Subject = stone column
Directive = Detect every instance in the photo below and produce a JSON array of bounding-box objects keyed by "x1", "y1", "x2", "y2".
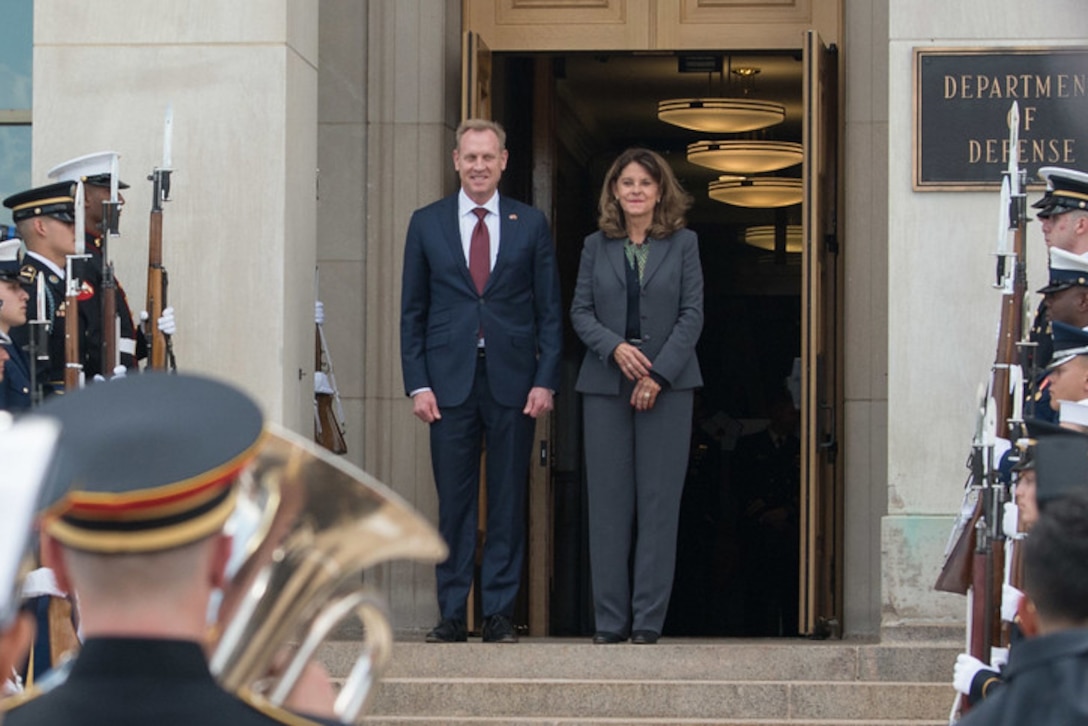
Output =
[
  {"x1": 33, "y1": 0, "x2": 319, "y2": 431},
  {"x1": 359, "y1": 0, "x2": 462, "y2": 628}
]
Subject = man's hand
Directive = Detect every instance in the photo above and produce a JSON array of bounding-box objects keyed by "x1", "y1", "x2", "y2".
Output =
[
  {"x1": 523, "y1": 386, "x2": 554, "y2": 418},
  {"x1": 412, "y1": 390, "x2": 442, "y2": 423}
]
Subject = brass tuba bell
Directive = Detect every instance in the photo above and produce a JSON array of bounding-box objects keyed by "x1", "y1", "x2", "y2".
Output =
[{"x1": 209, "y1": 424, "x2": 446, "y2": 723}]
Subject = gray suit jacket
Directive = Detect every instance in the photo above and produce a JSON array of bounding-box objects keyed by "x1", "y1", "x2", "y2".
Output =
[{"x1": 570, "y1": 228, "x2": 703, "y2": 395}]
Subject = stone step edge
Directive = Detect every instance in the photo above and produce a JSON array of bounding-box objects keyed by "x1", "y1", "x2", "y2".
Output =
[
  {"x1": 374, "y1": 677, "x2": 951, "y2": 686},
  {"x1": 364, "y1": 719, "x2": 948, "y2": 725}
]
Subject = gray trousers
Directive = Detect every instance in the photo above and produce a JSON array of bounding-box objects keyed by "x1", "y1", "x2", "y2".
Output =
[{"x1": 582, "y1": 387, "x2": 693, "y2": 635}]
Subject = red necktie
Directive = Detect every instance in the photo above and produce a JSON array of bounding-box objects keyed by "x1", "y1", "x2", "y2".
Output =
[{"x1": 469, "y1": 207, "x2": 490, "y2": 295}]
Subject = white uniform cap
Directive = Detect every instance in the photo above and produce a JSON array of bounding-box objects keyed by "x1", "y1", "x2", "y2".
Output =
[
  {"x1": 46, "y1": 151, "x2": 127, "y2": 189},
  {"x1": 1060, "y1": 399, "x2": 1088, "y2": 429}
]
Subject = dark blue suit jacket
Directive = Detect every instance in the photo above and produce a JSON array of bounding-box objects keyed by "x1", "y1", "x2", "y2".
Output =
[
  {"x1": 1, "y1": 339, "x2": 32, "y2": 412},
  {"x1": 400, "y1": 193, "x2": 562, "y2": 409}
]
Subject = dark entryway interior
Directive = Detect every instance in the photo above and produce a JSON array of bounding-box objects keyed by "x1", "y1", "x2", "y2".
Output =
[{"x1": 493, "y1": 52, "x2": 806, "y2": 637}]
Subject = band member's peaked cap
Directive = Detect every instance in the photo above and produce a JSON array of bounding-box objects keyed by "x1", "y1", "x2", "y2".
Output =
[
  {"x1": 36, "y1": 373, "x2": 265, "y2": 553},
  {"x1": 1034, "y1": 432, "x2": 1088, "y2": 508}
]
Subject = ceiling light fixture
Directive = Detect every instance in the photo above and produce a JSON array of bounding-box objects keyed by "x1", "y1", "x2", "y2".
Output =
[
  {"x1": 708, "y1": 177, "x2": 803, "y2": 208},
  {"x1": 687, "y1": 140, "x2": 803, "y2": 175},
  {"x1": 658, "y1": 98, "x2": 786, "y2": 133},
  {"x1": 744, "y1": 225, "x2": 803, "y2": 253},
  {"x1": 658, "y1": 63, "x2": 786, "y2": 134}
]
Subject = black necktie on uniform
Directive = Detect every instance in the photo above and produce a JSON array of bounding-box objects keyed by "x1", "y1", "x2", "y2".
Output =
[{"x1": 470, "y1": 207, "x2": 490, "y2": 294}]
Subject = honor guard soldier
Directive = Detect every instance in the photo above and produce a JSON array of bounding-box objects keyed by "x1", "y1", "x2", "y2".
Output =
[
  {"x1": 1022, "y1": 167, "x2": 1088, "y2": 422},
  {"x1": 1037, "y1": 247, "x2": 1088, "y2": 330},
  {"x1": 955, "y1": 435, "x2": 1088, "y2": 724},
  {"x1": 956, "y1": 485, "x2": 1088, "y2": 724},
  {"x1": 1043, "y1": 321, "x2": 1088, "y2": 413},
  {"x1": 1028, "y1": 247, "x2": 1088, "y2": 416},
  {"x1": 0, "y1": 239, "x2": 32, "y2": 412},
  {"x1": 952, "y1": 419, "x2": 1085, "y2": 707},
  {"x1": 47, "y1": 152, "x2": 176, "y2": 373},
  {"x1": 1, "y1": 181, "x2": 105, "y2": 394},
  {"x1": 0, "y1": 373, "x2": 337, "y2": 726}
]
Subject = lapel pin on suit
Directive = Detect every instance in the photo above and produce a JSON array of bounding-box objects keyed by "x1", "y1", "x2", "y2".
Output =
[{"x1": 508, "y1": 213, "x2": 518, "y2": 220}]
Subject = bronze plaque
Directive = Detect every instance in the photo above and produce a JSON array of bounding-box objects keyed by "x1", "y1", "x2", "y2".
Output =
[{"x1": 914, "y1": 47, "x2": 1088, "y2": 191}]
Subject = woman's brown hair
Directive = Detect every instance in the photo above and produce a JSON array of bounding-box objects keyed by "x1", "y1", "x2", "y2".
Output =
[{"x1": 597, "y1": 147, "x2": 693, "y2": 240}]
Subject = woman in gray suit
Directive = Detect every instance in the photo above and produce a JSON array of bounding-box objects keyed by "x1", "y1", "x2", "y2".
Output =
[{"x1": 571, "y1": 148, "x2": 704, "y2": 645}]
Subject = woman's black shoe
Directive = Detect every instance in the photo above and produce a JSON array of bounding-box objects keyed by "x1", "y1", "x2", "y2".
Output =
[
  {"x1": 592, "y1": 631, "x2": 625, "y2": 644},
  {"x1": 630, "y1": 630, "x2": 659, "y2": 644}
]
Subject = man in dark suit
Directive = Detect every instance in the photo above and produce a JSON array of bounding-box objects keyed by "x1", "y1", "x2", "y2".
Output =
[
  {"x1": 400, "y1": 118, "x2": 562, "y2": 644},
  {"x1": 0, "y1": 239, "x2": 32, "y2": 412}
]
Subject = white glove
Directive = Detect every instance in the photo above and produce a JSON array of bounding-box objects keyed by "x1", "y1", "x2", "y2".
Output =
[
  {"x1": 92, "y1": 374, "x2": 106, "y2": 383},
  {"x1": 1002, "y1": 501, "x2": 1020, "y2": 539},
  {"x1": 158, "y1": 306, "x2": 176, "y2": 336},
  {"x1": 953, "y1": 653, "x2": 990, "y2": 695},
  {"x1": 314, "y1": 371, "x2": 334, "y2": 395},
  {"x1": 990, "y1": 646, "x2": 1009, "y2": 669},
  {"x1": 111, "y1": 365, "x2": 127, "y2": 380},
  {"x1": 1001, "y1": 585, "x2": 1024, "y2": 623},
  {"x1": 315, "y1": 300, "x2": 325, "y2": 326}
]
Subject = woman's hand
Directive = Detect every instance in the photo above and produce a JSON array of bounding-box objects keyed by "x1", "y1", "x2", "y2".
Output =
[
  {"x1": 613, "y1": 342, "x2": 652, "y2": 381},
  {"x1": 630, "y1": 375, "x2": 661, "y2": 411}
]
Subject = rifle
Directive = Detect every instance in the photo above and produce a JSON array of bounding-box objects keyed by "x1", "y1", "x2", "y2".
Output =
[
  {"x1": 65, "y1": 181, "x2": 91, "y2": 391},
  {"x1": 99, "y1": 154, "x2": 122, "y2": 375},
  {"x1": 941, "y1": 101, "x2": 1026, "y2": 722},
  {"x1": 27, "y1": 272, "x2": 50, "y2": 406},
  {"x1": 313, "y1": 271, "x2": 347, "y2": 454},
  {"x1": 146, "y1": 104, "x2": 176, "y2": 371}
]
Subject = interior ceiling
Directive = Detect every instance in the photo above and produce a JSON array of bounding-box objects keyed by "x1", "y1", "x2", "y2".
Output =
[{"x1": 551, "y1": 52, "x2": 806, "y2": 228}]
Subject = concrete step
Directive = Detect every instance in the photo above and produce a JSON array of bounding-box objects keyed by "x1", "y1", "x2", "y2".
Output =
[
  {"x1": 364, "y1": 721, "x2": 947, "y2": 725},
  {"x1": 316, "y1": 638, "x2": 960, "y2": 724},
  {"x1": 322, "y1": 638, "x2": 959, "y2": 682},
  {"x1": 367, "y1": 679, "x2": 951, "y2": 722}
]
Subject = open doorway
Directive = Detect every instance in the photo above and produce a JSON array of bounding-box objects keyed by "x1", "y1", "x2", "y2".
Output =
[{"x1": 489, "y1": 51, "x2": 822, "y2": 637}]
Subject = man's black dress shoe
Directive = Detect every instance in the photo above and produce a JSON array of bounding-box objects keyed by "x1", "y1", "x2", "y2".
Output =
[
  {"x1": 425, "y1": 618, "x2": 467, "y2": 643},
  {"x1": 482, "y1": 614, "x2": 518, "y2": 643},
  {"x1": 592, "y1": 631, "x2": 625, "y2": 644},
  {"x1": 630, "y1": 630, "x2": 659, "y2": 644}
]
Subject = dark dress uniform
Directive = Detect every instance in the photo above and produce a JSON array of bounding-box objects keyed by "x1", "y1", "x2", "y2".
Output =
[
  {"x1": 0, "y1": 336, "x2": 32, "y2": 412},
  {"x1": 958, "y1": 628, "x2": 1088, "y2": 724},
  {"x1": 9, "y1": 254, "x2": 105, "y2": 395},
  {"x1": 84, "y1": 233, "x2": 147, "y2": 370},
  {"x1": 1025, "y1": 300, "x2": 1056, "y2": 423},
  {"x1": 1, "y1": 638, "x2": 331, "y2": 726}
]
